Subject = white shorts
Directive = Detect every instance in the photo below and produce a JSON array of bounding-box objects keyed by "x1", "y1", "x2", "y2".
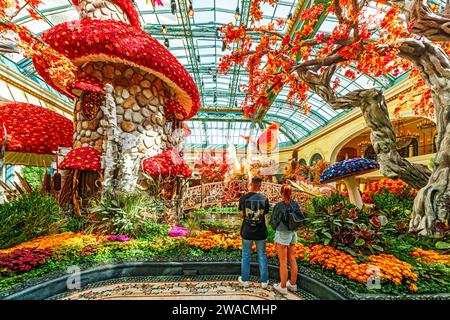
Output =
[{"x1": 274, "y1": 230, "x2": 297, "y2": 246}]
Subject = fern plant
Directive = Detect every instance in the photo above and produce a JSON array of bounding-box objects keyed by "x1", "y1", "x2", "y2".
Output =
[{"x1": 85, "y1": 192, "x2": 163, "y2": 237}]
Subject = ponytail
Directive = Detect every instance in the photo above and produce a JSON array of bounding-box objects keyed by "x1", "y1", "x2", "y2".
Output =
[{"x1": 281, "y1": 184, "x2": 292, "y2": 204}]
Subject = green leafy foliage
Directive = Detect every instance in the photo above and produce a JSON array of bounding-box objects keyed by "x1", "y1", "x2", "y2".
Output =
[
  {"x1": 64, "y1": 216, "x2": 86, "y2": 232},
  {"x1": 267, "y1": 224, "x2": 275, "y2": 243},
  {"x1": 306, "y1": 196, "x2": 386, "y2": 255},
  {"x1": 309, "y1": 192, "x2": 354, "y2": 217},
  {"x1": 139, "y1": 220, "x2": 170, "y2": 240},
  {"x1": 197, "y1": 219, "x2": 241, "y2": 234},
  {"x1": 0, "y1": 192, "x2": 65, "y2": 249},
  {"x1": 372, "y1": 192, "x2": 414, "y2": 215},
  {"x1": 22, "y1": 167, "x2": 46, "y2": 191},
  {"x1": 191, "y1": 207, "x2": 239, "y2": 216}
]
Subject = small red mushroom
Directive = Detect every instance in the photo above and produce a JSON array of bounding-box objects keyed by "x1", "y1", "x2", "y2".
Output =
[{"x1": 59, "y1": 146, "x2": 102, "y2": 171}]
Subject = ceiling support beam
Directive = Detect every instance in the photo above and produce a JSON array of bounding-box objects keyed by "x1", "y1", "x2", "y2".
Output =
[
  {"x1": 227, "y1": 0, "x2": 251, "y2": 110},
  {"x1": 176, "y1": 0, "x2": 205, "y2": 106}
]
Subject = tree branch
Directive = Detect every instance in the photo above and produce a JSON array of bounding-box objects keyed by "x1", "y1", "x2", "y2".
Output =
[{"x1": 297, "y1": 67, "x2": 431, "y2": 188}]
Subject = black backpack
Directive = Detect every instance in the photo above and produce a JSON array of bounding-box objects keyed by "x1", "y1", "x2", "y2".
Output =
[{"x1": 282, "y1": 202, "x2": 305, "y2": 231}]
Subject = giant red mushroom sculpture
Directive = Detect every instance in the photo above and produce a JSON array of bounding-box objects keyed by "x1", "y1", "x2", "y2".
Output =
[
  {"x1": 32, "y1": 0, "x2": 199, "y2": 193},
  {"x1": 0, "y1": 102, "x2": 73, "y2": 201},
  {"x1": 320, "y1": 158, "x2": 380, "y2": 209},
  {"x1": 0, "y1": 102, "x2": 73, "y2": 167}
]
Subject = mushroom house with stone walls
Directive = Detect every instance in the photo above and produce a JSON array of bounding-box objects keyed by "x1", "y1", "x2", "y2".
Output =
[
  {"x1": 32, "y1": 0, "x2": 200, "y2": 202},
  {"x1": 1, "y1": 0, "x2": 449, "y2": 302}
]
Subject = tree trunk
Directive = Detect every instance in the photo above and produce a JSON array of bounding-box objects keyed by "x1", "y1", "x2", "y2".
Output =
[
  {"x1": 298, "y1": 68, "x2": 431, "y2": 189},
  {"x1": 399, "y1": 38, "x2": 450, "y2": 235},
  {"x1": 391, "y1": 0, "x2": 450, "y2": 42},
  {"x1": 100, "y1": 83, "x2": 119, "y2": 194},
  {"x1": 0, "y1": 124, "x2": 7, "y2": 204},
  {"x1": 116, "y1": 131, "x2": 144, "y2": 193}
]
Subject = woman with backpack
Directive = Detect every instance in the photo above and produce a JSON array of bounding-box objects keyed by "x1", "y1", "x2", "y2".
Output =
[{"x1": 270, "y1": 184, "x2": 304, "y2": 295}]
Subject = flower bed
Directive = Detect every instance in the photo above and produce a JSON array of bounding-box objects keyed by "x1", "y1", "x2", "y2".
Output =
[
  {"x1": 410, "y1": 248, "x2": 450, "y2": 266},
  {"x1": 362, "y1": 178, "x2": 417, "y2": 204},
  {"x1": 1, "y1": 231, "x2": 448, "y2": 296}
]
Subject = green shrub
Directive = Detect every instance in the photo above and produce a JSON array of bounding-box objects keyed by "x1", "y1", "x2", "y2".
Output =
[
  {"x1": 22, "y1": 167, "x2": 46, "y2": 191},
  {"x1": 372, "y1": 192, "x2": 414, "y2": 215},
  {"x1": 140, "y1": 220, "x2": 169, "y2": 240},
  {"x1": 191, "y1": 207, "x2": 239, "y2": 216},
  {"x1": 197, "y1": 219, "x2": 241, "y2": 233},
  {"x1": 310, "y1": 192, "x2": 354, "y2": 216},
  {"x1": 64, "y1": 216, "x2": 86, "y2": 232},
  {"x1": 267, "y1": 224, "x2": 275, "y2": 243},
  {"x1": 0, "y1": 192, "x2": 65, "y2": 249}
]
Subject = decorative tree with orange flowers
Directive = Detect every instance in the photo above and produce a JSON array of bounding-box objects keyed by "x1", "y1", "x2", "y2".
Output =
[
  {"x1": 219, "y1": 0, "x2": 450, "y2": 236},
  {"x1": 0, "y1": 1, "x2": 76, "y2": 87}
]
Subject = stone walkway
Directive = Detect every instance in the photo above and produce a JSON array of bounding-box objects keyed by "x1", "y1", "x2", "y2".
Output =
[{"x1": 49, "y1": 275, "x2": 314, "y2": 300}]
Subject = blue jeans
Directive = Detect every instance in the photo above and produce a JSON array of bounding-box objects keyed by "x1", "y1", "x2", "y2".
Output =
[{"x1": 241, "y1": 239, "x2": 269, "y2": 283}]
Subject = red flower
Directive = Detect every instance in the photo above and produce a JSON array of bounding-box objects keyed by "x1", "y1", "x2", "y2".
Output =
[{"x1": 142, "y1": 148, "x2": 191, "y2": 179}]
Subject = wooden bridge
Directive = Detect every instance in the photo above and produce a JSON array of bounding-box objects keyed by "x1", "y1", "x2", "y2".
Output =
[{"x1": 182, "y1": 180, "x2": 312, "y2": 210}]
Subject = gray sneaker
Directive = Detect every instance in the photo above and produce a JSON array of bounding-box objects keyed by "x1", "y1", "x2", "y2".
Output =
[
  {"x1": 287, "y1": 280, "x2": 297, "y2": 291},
  {"x1": 273, "y1": 283, "x2": 288, "y2": 295},
  {"x1": 238, "y1": 276, "x2": 249, "y2": 287}
]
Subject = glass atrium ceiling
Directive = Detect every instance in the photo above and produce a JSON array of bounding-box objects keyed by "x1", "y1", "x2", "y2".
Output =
[{"x1": 0, "y1": 0, "x2": 414, "y2": 149}]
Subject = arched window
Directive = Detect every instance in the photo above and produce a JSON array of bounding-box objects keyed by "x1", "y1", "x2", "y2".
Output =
[
  {"x1": 298, "y1": 158, "x2": 307, "y2": 166},
  {"x1": 364, "y1": 145, "x2": 377, "y2": 160},
  {"x1": 309, "y1": 153, "x2": 323, "y2": 167},
  {"x1": 337, "y1": 147, "x2": 357, "y2": 162},
  {"x1": 81, "y1": 91, "x2": 104, "y2": 120}
]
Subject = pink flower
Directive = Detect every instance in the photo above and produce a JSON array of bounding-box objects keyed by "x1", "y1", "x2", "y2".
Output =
[
  {"x1": 107, "y1": 235, "x2": 130, "y2": 242},
  {"x1": 168, "y1": 226, "x2": 189, "y2": 237}
]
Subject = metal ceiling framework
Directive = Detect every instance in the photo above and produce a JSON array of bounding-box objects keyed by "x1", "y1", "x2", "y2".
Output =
[{"x1": 0, "y1": 0, "x2": 417, "y2": 149}]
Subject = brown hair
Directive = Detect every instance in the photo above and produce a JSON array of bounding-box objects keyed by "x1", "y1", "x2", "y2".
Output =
[
  {"x1": 281, "y1": 184, "x2": 292, "y2": 204},
  {"x1": 251, "y1": 176, "x2": 263, "y2": 186}
]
